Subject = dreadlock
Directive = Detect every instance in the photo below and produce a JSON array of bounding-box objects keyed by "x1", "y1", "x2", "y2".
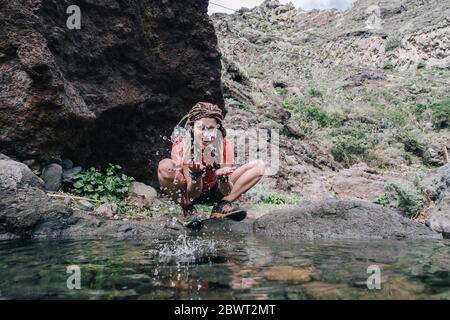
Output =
[{"x1": 186, "y1": 102, "x2": 226, "y2": 137}]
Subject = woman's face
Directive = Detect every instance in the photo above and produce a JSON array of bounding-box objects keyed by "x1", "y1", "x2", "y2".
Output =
[{"x1": 193, "y1": 118, "x2": 218, "y2": 147}]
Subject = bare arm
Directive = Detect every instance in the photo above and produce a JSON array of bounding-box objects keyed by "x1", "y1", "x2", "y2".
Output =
[
  {"x1": 182, "y1": 163, "x2": 203, "y2": 200},
  {"x1": 216, "y1": 166, "x2": 236, "y2": 196}
]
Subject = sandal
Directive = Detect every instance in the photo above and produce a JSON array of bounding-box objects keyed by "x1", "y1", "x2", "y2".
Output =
[
  {"x1": 211, "y1": 200, "x2": 247, "y2": 222},
  {"x1": 182, "y1": 204, "x2": 202, "y2": 230}
]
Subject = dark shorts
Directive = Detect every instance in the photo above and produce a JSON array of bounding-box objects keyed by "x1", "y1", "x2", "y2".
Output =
[{"x1": 192, "y1": 184, "x2": 224, "y2": 205}]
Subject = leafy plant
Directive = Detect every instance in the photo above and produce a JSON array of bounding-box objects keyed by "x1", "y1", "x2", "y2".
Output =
[
  {"x1": 246, "y1": 185, "x2": 301, "y2": 205},
  {"x1": 374, "y1": 194, "x2": 390, "y2": 207},
  {"x1": 331, "y1": 135, "x2": 369, "y2": 165},
  {"x1": 309, "y1": 88, "x2": 323, "y2": 98},
  {"x1": 385, "y1": 36, "x2": 402, "y2": 52},
  {"x1": 417, "y1": 62, "x2": 426, "y2": 69},
  {"x1": 276, "y1": 87, "x2": 289, "y2": 98},
  {"x1": 330, "y1": 125, "x2": 375, "y2": 165},
  {"x1": 73, "y1": 164, "x2": 134, "y2": 204},
  {"x1": 261, "y1": 193, "x2": 299, "y2": 205},
  {"x1": 383, "y1": 62, "x2": 394, "y2": 70},
  {"x1": 304, "y1": 106, "x2": 329, "y2": 127},
  {"x1": 242, "y1": 104, "x2": 255, "y2": 112},
  {"x1": 386, "y1": 182, "x2": 424, "y2": 217},
  {"x1": 415, "y1": 99, "x2": 450, "y2": 129},
  {"x1": 282, "y1": 99, "x2": 306, "y2": 113},
  {"x1": 401, "y1": 133, "x2": 425, "y2": 157},
  {"x1": 283, "y1": 99, "x2": 329, "y2": 130}
]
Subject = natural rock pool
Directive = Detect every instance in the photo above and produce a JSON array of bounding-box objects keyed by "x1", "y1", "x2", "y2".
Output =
[{"x1": 1, "y1": 235, "x2": 449, "y2": 300}]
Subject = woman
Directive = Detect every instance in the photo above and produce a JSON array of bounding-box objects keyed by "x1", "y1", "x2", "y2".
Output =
[{"x1": 158, "y1": 102, "x2": 265, "y2": 229}]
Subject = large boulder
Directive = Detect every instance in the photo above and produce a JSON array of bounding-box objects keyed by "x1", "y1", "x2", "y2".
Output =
[
  {"x1": 0, "y1": 0, "x2": 223, "y2": 182},
  {"x1": 0, "y1": 156, "x2": 44, "y2": 192},
  {"x1": 426, "y1": 164, "x2": 450, "y2": 237},
  {"x1": 254, "y1": 199, "x2": 441, "y2": 240},
  {"x1": 331, "y1": 164, "x2": 387, "y2": 202},
  {"x1": 41, "y1": 163, "x2": 63, "y2": 191}
]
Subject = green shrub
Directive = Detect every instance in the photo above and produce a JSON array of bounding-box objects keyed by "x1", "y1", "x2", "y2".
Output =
[
  {"x1": 385, "y1": 37, "x2": 402, "y2": 52},
  {"x1": 246, "y1": 185, "x2": 301, "y2": 205},
  {"x1": 304, "y1": 106, "x2": 329, "y2": 127},
  {"x1": 309, "y1": 88, "x2": 323, "y2": 98},
  {"x1": 386, "y1": 182, "x2": 424, "y2": 216},
  {"x1": 242, "y1": 104, "x2": 255, "y2": 112},
  {"x1": 261, "y1": 193, "x2": 300, "y2": 205},
  {"x1": 383, "y1": 62, "x2": 394, "y2": 70},
  {"x1": 330, "y1": 125, "x2": 375, "y2": 165},
  {"x1": 401, "y1": 133, "x2": 425, "y2": 157},
  {"x1": 282, "y1": 99, "x2": 329, "y2": 128},
  {"x1": 276, "y1": 87, "x2": 289, "y2": 98},
  {"x1": 374, "y1": 194, "x2": 390, "y2": 207},
  {"x1": 379, "y1": 107, "x2": 408, "y2": 127},
  {"x1": 417, "y1": 62, "x2": 426, "y2": 69},
  {"x1": 415, "y1": 100, "x2": 450, "y2": 129},
  {"x1": 73, "y1": 164, "x2": 134, "y2": 204},
  {"x1": 331, "y1": 136, "x2": 369, "y2": 164},
  {"x1": 282, "y1": 99, "x2": 306, "y2": 113}
]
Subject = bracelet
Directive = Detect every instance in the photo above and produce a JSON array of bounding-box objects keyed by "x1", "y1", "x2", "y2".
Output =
[{"x1": 189, "y1": 168, "x2": 205, "y2": 181}]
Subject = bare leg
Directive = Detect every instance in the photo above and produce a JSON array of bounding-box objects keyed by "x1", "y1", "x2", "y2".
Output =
[
  {"x1": 157, "y1": 159, "x2": 190, "y2": 208},
  {"x1": 222, "y1": 160, "x2": 265, "y2": 203}
]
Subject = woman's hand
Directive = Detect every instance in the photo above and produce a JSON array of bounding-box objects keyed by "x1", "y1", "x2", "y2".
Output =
[
  {"x1": 189, "y1": 161, "x2": 206, "y2": 173},
  {"x1": 215, "y1": 166, "x2": 236, "y2": 177}
]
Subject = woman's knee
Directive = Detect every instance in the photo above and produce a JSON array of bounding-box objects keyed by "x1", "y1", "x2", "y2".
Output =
[{"x1": 250, "y1": 159, "x2": 266, "y2": 177}]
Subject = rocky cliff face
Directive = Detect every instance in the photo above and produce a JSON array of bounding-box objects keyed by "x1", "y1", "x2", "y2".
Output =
[
  {"x1": 0, "y1": 0, "x2": 223, "y2": 181},
  {"x1": 211, "y1": 0, "x2": 450, "y2": 225}
]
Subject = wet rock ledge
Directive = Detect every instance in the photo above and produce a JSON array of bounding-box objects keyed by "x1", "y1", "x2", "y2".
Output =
[{"x1": 0, "y1": 155, "x2": 442, "y2": 240}]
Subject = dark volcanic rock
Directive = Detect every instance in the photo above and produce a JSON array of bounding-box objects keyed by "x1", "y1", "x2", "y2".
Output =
[
  {"x1": 0, "y1": 157, "x2": 44, "y2": 191},
  {"x1": 41, "y1": 163, "x2": 63, "y2": 191},
  {"x1": 0, "y1": 0, "x2": 223, "y2": 182},
  {"x1": 426, "y1": 164, "x2": 450, "y2": 238},
  {"x1": 254, "y1": 199, "x2": 441, "y2": 240}
]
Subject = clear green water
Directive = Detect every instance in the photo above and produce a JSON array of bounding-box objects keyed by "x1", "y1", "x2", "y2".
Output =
[{"x1": 0, "y1": 235, "x2": 449, "y2": 300}]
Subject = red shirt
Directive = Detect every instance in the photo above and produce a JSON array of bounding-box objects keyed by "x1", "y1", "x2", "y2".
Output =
[{"x1": 171, "y1": 137, "x2": 234, "y2": 189}]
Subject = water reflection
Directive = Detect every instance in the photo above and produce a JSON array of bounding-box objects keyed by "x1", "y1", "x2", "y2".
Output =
[{"x1": 0, "y1": 236, "x2": 449, "y2": 299}]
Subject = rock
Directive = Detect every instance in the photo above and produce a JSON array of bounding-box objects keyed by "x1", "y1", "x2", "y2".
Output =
[
  {"x1": 0, "y1": 0, "x2": 223, "y2": 182},
  {"x1": 256, "y1": 102, "x2": 290, "y2": 123},
  {"x1": 95, "y1": 203, "x2": 119, "y2": 218},
  {"x1": 284, "y1": 120, "x2": 305, "y2": 139},
  {"x1": 254, "y1": 199, "x2": 441, "y2": 240},
  {"x1": 62, "y1": 166, "x2": 82, "y2": 183},
  {"x1": 76, "y1": 200, "x2": 94, "y2": 212},
  {"x1": 426, "y1": 164, "x2": 450, "y2": 237},
  {"x1": 61, "y1": 159, "x2": 74, "y2": 170},
  {"x1": 264, "y1": 266, "x2": 314, "y2": 284},
  {"x1": 423, "y1": 147, "x2": 445, "y2": 167},
  {"x1": 0, "y1": 154, "x2": 11, "y2": 160},
  {"x1": 331, "y1": 163, "x2": 387, "y2": 202},
  {"x1": 41, "y1": 163, "x2": 63, "y2": 191},
  {"x1": 344, "y1": 69, "x2": 387, "y2": 87},
  {"x1": 63, "y1": 197, "x2": 72, "y2": 206},
  {"x1": 426, "y1": 200, "x2": 450, "y2": 238},
  {"x1": 0, "y1": 157, "x2": 44, "y2": 192},
  {"x1": 431, "y1": 163, "x2": 450, "y2": 200},
  {"x1": 22, "y1": 159, "x2": 40, "y2": 172},
  {"x1": 128, "y1": 182, "x2": 158, "y2": 208}
]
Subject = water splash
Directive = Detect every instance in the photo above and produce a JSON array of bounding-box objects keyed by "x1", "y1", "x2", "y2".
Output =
[{"x1": 156, "y1": 234, "x2": 230, "y2": 266}]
